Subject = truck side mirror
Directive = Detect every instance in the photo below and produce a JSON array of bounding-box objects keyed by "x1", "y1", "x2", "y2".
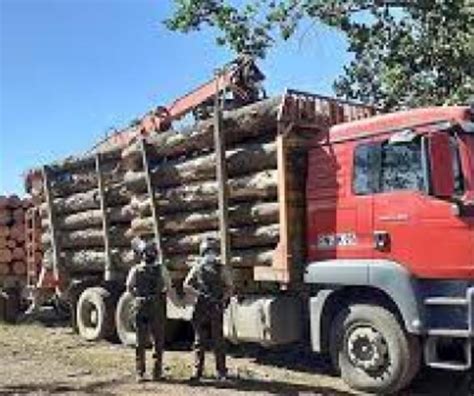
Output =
[{"x1": 428, "y1": 133, "x2": 455, "y2": 198}]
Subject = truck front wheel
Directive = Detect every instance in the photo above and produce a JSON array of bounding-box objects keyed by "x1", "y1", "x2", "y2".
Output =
[
  {"x1": 329, "y1": 304, "x2": 420, "y2": 394},
  {"x1": 76, "y1": 287, "x2": 114, "y2": 341}
]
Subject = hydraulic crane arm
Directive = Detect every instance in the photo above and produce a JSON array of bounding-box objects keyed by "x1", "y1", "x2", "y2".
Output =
[{"x1": 95, "y1": 55, "x2": 265, "y2": 151}]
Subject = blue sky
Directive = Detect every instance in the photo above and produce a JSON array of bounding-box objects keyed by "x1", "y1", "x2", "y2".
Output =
[{"x1": 0, "y1": 0, "x2": 350, "y2": 195}]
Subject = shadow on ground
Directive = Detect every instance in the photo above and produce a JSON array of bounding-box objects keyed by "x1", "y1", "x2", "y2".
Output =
[
  {"x1": 227, "y1": 343, "x2": 474, "y2": 396},
  {"x1": 168, "y1": 376, "x2": 355, "y2": 396},
  {"x1": 0, "y1": 379, "x2": 123, "y2": 396}
]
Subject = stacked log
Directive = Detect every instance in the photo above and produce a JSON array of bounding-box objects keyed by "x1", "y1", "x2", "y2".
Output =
[
  {"x1": 0, "y1": 195, "x2": 35, "y2": 285},
  {"x1": 31, "y1": 152, "x2": 133, "y2": 276},
  {"x1": 122, "y1": 97, "x2": 282, "y2": 285},
  {"x1": 29, "y1": 97, "x2": 286, "y2": 287}
]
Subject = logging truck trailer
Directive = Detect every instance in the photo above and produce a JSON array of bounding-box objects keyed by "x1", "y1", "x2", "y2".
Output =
[{"x1": 25, "y1": 91, "x2": 474, "y2": 393}]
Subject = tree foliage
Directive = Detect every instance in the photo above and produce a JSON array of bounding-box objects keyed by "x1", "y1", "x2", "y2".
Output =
[{"x1": 166, "y1": 0, "x2": 474, "y2": 109}]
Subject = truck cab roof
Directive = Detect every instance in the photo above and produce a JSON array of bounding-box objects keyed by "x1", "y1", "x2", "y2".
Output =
[{"x1": 329, "y1": 106, "x2": 472, "y2": 143}]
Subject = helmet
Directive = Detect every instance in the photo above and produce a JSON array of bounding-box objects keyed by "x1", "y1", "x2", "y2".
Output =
[
  {"x1": 143, "y1": 241, "x2": 158, "y2": 263},
  {"x1": 131, "y1": 237, "x2": 159, "y2": 264},
  {"x1": 199, "y1": 236, "x2": 219, "y2": 256}
]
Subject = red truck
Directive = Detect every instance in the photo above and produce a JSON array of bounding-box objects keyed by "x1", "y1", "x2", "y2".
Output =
[
  {"x1": 25, "y1": 79, "x2": 473, "y2": 393},
  {"x1": 222, "y1": 92, "x2": 473, "y2": 393},
  {"x1": 301, "y1": 99, "x2": 474, "y2": 392}
]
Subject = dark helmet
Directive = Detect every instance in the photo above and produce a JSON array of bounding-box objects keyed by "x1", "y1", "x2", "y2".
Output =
[
  {"x1": 131, "y1": 237, "x2": 159, "y2": 264},
  {"x1": 199, "y1": 236, "x2": 219, "y2": 256}
]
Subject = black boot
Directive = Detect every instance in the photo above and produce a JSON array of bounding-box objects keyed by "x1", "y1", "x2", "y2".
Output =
[
  {"x1": 190, "y1": 349, "x2": 204, "y2": 382},
  {"x1": 152, "y1": 360, "x2": 163, "y2": 381},
  {"x1": 135, "y1": 348, "x2": 146, "y2": 383}
]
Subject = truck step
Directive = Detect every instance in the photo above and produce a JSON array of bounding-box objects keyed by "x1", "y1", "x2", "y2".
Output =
[
  {"x1": 427, "y1": 360, "x2": 472, "y2": 371},
  {"x1": 425, "y1": 336, "x2": 472, "y2": 371},
  {"x1": 424, "y1": 297, "x2": 468, "y2": 306},
  {"x1": 426, "y1": 329, "x2": 471, "y2": 337}
]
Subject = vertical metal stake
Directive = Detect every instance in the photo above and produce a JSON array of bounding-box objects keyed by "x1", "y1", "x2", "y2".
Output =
[
  {"x1": 140, "y1": 139, "x2": 164, "y2": 264},
  {"x1": 213, "y1": 70, "x2": 231, "y2": 266},
  {"x1": 41, "y1": 166, "x2": 62, "y2": 292},
  {"x1": 95, "y1": 153, "x2": 115, "y2": 281}
]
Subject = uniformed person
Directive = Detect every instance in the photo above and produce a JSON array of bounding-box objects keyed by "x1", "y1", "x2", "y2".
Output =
[
  {"x1": 126, "y1": 237, "x2": 177, "y2": 382},
  {"x1": 183, "y1": 236, "x2": 233, "y2": 381}
]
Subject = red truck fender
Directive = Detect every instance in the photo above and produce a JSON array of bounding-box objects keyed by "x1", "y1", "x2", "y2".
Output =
[{"x1": 304, "y1": 259, "x2": 424, "y2": 353}]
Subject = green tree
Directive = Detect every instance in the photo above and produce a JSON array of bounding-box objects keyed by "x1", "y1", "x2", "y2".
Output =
[{"x1": 166, "y1": 0, "x2": 474, "y2": 109}]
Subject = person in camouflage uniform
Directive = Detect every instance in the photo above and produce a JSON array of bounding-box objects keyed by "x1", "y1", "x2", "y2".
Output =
[
  {"x1": 183, "y1": 236, "x2": 233, "y2": 381},
  {"x1": 126, "y1": 237, "x2": 176, "y2": 382}
]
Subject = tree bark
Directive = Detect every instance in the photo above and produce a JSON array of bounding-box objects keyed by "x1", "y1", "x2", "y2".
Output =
[
  {"x1": 164, "y1": 248, "x2": 274, "y2": 271},
  {"x1": 0, "y1": 210, "x2": 11, "y2": 226},
  {"x1": 39, "y1": 184, "x2": 129, "y2": 216},
  {"x1": 162, "y1": 223, "x2": 279, "y2": 254},
  {"x1": 7, "y1": 195, "x2": 21, "y2": 209},
  {"x1": 11, "y1": 261, "x2": 26, "y2": 275},
  {"x1": 50, "y1": 173, "x2": 127, "y2": 198},
  {"x1": 43, "y1": 246, "x2": 274, "y2": 273},
  {"x1": 0, "y1": 262, "x2": 10, "y2": 275},
  {"x1": 10, "y1": 225, "x2": 25, "y2": 242},
  {"x1": 125, "y1": 170, "x2": 278, "y2": 217},
  {"x1": 122, "y1": 96, "x2": 280, "y2": 165},
  {"x1": 43, "y1": 247, "x2": 135, "y2": 272},
  {"x1": 11, "y1": 247, "x2": 25, "y2": 261},
  {"x1": 147, "y1": 141, "x2": 277, "y2": 188},
  {"x1": 128, "y1": 201, "x2": 279, "y2": 236},
  {"x1": 45, "y1": 148, "x2": 122, "y2": 173},
  {"x1": 0, "y1": 248, "x2": 12, "y2": 263},
  {"x1": 41, "y1": 207, "x2": 132, "y2": 231},
  {"x1": 29, "y1": 150, "x2": 123, "y2": 196},
  {"x1": 41, "y1": 226, "x2": 131, "y2": 248},
  {"x1": 0, "y1": 227, "x2": 9, "y2": 238}
]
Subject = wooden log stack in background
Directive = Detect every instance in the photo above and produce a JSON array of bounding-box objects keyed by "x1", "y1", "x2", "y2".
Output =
[{"x1": 0, "y1": 195, "x2": 38, "y2": 286}]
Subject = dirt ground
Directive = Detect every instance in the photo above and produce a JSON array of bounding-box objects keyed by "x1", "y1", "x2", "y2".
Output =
[{"x1": 0, "y1": 321, "x2": 472, "y2": 396}]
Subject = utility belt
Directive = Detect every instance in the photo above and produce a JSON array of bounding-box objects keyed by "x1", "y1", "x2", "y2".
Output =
[
  {"x1": 196, "y1": 293, "x2": 225, "y2": 307},
  {"x1": 133, "y1": 292, "x2": 165, "y2": 302}
]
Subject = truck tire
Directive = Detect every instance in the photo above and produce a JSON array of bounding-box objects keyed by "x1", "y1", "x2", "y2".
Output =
[
  {"x1": 76, "y1": 287, "x2": 114, "y2": 341},
  {"x1": 115, "y1": 291, "x2": 138, "y2": 346},
  {"x1": 399, "y1": 335, "x2": 421, "y2": 390},
  {"x1": 329, "y1": 304, "x2": 419, "y2": 394},
  {"x1": 115, "y1": 292, "x2": 176, "y2": 346}
]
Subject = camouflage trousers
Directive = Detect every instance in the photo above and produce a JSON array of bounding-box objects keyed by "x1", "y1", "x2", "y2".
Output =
[
  {"x1": 191, "y1": 299, "x2": 226, "y2": 377},
  {"x1": 135, "y1": 295, "x2": 166, "y2": 378}
]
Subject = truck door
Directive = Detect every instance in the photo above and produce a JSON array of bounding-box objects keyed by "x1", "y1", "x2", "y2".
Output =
[
  {"x1": 370, "y1": 132, "x2": 472, "y2": 278},
  {"x1": 307, "y1": 140, "x2": 375, "y2": 262}
]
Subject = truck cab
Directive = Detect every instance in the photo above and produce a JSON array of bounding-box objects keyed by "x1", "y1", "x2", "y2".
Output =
[{"x1": 304, "y1": 104, "x2": 474, "y2": 393}]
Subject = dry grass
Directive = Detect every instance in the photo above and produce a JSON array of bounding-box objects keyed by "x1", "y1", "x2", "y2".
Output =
[{"x1": 0, "y1": 322, "x2": 471, "y2": 395}]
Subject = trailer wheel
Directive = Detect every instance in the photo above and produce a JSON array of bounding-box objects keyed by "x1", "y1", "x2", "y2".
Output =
[
  {"x1": 76, "y1": 287, "x2": 114, "y2": 341},
  {"x1": 115, "y1": 291, "x2": 138, "y2": 346},
  {"x1": 329, "y1": 304, "x2": 418, "y2": 394}
]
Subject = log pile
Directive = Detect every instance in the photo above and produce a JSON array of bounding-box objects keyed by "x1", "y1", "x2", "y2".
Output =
[
  {"x1": 26, "y1": 97, "x2": 285, "y2": 284},
  {"x1": 0, "y1": 195, "x2": 37, "y2": 285},
  {"x1": 30, "y1": 152, "x2": 134, "y2": 276},
  {"x1": 122, "y1": 97, "x2": 283, "y2": 285}
]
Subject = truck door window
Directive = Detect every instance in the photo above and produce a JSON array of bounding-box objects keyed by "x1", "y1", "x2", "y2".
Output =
[
  {"x1": 353, "y1": 138, "x2": 427, "y2": 195},
  {"x1": 450, "y1": 136, "x2": 464, "y2": 195},
  {"x1": 380, "y1": 139, "x2": 426, "y2": 192},
  {"x1": 353, "y1": 143, "x2": 381, "y2": 195}
]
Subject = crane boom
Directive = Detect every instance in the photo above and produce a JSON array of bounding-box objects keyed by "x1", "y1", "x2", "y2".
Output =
[{"x1": 94, "y1": 56, "x2": 265, "y2": 152}]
